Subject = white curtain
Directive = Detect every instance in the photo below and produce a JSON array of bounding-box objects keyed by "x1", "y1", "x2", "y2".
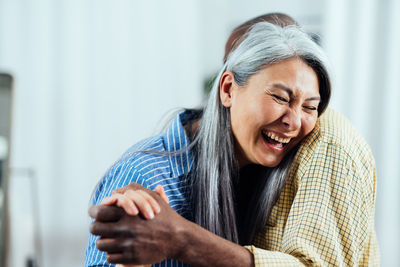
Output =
[
  {"x1": 0, "y1": 0, "x2": 202, "y2": 266},
  {"x1": 323, "y1": 0, "x2": 400, "y2": 265}
]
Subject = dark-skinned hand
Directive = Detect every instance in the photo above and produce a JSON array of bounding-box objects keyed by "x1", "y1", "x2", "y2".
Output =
[{"x1": 89, "y1": 183, "x2": 188, "y2": 265}]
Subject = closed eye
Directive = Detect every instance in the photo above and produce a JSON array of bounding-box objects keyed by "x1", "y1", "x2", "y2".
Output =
[
  {"x1": 272, "y1": 94, "x2": 289, "y2": 103},
  {"x1": 303, "y1": 106, "x2": 317, "y2": 111}
]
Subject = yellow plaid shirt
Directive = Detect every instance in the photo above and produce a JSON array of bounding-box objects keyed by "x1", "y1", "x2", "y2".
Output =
[{"x1": 246, "y1": 108, "x2": 379, "y2": 266}]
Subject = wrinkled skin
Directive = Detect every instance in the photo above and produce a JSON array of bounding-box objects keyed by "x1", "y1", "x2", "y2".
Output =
[{"x1": 89, "y1": 183, "x2": 187, "y2": 265}]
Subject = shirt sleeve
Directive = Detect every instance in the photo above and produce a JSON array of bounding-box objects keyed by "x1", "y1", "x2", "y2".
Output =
[
  {"x1": 245, "y1": 142, "x2": 379, "y2": 266},
  {"x1": 84, "y1": 161, "x2": 148, "y2": 267}
]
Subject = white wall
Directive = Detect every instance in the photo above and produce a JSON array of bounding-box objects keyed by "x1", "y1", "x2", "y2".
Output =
[
  {"x1": 1, "y1": 0, "x2": 397, "y2": 266},
  {"x1": 323, "y1": 0, "x2": 400, "y2": 266},
  {"x1": 198, "y1": 0, "x2": 325, "y2": 80},
  {"x1": 0, "y1": 1, "x2": 203, "y2": 266}
]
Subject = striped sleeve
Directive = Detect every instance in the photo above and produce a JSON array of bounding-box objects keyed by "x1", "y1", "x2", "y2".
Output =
[
  {"x1": 93, "y1": 161, "x2": 148, "y2": 205},
  {"x1": 84, "y1": 160, "x2": 147, "y2": 267},
  {"x1": 84, "y1": 111, "x2": 193, "y2": 267}
]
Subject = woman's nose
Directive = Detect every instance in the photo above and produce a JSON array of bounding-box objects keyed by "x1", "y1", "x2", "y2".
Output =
[{"x1": 281, "y1": 108, "x2": 301, "y2": 131}]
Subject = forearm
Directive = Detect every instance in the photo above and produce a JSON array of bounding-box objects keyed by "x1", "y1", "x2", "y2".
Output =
[
  {"x1": 90, "y1": 186, "x2": 255, "y2": 266},
  {"x1": 175, "y1": 220, "x2": 254, "y2": 267}
]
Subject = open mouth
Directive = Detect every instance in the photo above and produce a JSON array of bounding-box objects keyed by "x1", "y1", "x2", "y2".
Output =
[{"x1": 261, "y1": 131, "x2": 290, "y2": 150}]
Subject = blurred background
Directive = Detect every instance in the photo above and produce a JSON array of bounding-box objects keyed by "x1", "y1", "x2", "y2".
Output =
[{"x1": 0, "y1": 0, "x2": 399, "y2": 266}]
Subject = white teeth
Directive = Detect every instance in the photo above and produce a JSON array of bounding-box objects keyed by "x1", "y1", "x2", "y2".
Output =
[{"x1": 264, "y1": 131, "x2": 291, "y2": 144}]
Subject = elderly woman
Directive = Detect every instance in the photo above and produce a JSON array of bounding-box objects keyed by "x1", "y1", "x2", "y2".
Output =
[{"x1": 86, "y1": 16, "x2": 378, "y2": 267}]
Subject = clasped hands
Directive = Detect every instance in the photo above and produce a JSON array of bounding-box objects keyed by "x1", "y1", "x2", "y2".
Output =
[{"x1": 89, "y1": 183, "x2": 187, "y2": 266}]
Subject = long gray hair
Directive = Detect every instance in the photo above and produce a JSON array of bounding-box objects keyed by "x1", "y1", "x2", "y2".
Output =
[{"x1": 191, "y1": 22, "x2": 331, "y2": 244}]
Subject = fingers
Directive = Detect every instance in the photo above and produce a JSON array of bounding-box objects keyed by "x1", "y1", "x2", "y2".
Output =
[
  {"x1": 155, "y1": 185, "x2": 169, "y2": 204},
  {"x1": 108, "y1": 190, "x2": 161, "y2": 219},
  {"x1": 112, "y1": 183, "x2": 145, "y2": 195},
  {"x1": 96, "y1": 238, "x2": 123, "y2": 254},
  {"x1": 90, "y1": 221, "x2": 119, "y2": 238},
  {"x1": 102, "y1": 194, "x2": 139, "y2": 216},
  {"x1": 89, "y1": 205, "x2": 124, "y2": 222},
  {"x1": 97, "y1": 239, "x2": 150, "y2": 266},
  {"x1": 107, "y1": 253, "x2": 128, "y2": 264},
  {"x1": 135, "y1": 190, "x2": 161, "y2": 214},
  {"x1": 103, "y1": 184, "x2": 168, "y2": 221},
  {"x1": 99, "y1": 239, "x2": 150, "y2": 266},
  {"x1": 101, "y1": 196, "x2": 118, "y2": 206},
  {"x1": 124, "y1": 190, "x2": 158, "y2": 219}
]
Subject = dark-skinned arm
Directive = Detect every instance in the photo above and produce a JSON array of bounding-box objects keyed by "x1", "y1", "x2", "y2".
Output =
[
  {"x1": 89, "y1": 184, "x2": 254, "y2": 266},
  {"x1": 175, "y1": 218, "x2": 255, "y2": 266}
]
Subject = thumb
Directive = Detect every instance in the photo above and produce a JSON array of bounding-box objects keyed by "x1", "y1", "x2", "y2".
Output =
[{"x1": 89, "y1": 205, "x2": 124, "y2": 222}]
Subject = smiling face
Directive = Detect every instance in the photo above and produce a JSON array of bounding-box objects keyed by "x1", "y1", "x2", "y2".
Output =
[{"x1": 220, "y1": 57, "x2": 320, "y2": 167}]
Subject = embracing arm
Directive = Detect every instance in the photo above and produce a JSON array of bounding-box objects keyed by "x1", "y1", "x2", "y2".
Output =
[
  {"x1": 174, "y1": 220, "x2": 254, "y2": 266},
  {"x1": 89, "y1": 184, "x2": 254, "y2": 267},
  {"x1": 245, "y1": 140, "x2": 379, "y2": 266}
]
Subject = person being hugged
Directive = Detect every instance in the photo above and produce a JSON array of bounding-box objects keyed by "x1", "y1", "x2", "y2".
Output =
[{"x1": 86, "y1": 13, "x2": 378, "y2": 267}]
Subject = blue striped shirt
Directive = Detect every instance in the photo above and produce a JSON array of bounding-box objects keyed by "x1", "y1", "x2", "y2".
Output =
[{"x1": 84, "y1": 111, "x2": 194, "y2": 267}]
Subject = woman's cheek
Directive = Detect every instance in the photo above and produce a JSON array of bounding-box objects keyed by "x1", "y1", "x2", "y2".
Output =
[
  {"x1": 302, "y1": 115, "x2": 318, "y2": 135},
  {"x1": 263, "y1": 103, "x2": 285, "y2": 119}
]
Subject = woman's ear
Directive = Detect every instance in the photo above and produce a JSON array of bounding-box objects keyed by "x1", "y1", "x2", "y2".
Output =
[{"x1": 219, "y1": 71, "x2": 236, "y2": 107}]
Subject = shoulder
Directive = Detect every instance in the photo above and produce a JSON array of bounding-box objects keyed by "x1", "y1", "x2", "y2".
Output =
[
  {"x1": 295, "y1": 108, "x2": 375, "y2": 171},
  {"x1": 92, "y1": 134, "x2": 171, "y2": 204},
  {"x1": 318, "y1": 108, "x2": 373, "y2": 162},
  {"x1": 318, "y1": 108, "x2": 375, "y2": 178},
  {"x1": 289, "y1": 108, "x2": 376, "y2": 201},
  {"x1": 274, "y1": 109, "x2": 378, "y2": 265},
  {"x1": 119, "y1": 134, "x2": 170, "y2": 175}
]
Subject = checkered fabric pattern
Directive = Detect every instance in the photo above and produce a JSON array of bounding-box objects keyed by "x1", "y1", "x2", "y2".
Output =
[{"x1": 245, "y1": 108, "x2": 379, "y2": 266}]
